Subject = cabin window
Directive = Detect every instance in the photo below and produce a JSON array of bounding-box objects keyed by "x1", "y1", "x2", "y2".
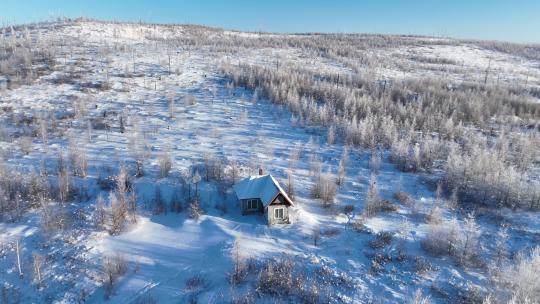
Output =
[
  {"x1": 274, "y1": 208, "x2": 284, "y2": 219},
  {"x1": 247, "y1": 199, "x2": 258, "y2": 210}
]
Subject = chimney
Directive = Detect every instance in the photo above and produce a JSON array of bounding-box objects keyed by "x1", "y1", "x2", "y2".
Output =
[{"x1": 259, "y1": 168, "x2": 264, "y2": 176}]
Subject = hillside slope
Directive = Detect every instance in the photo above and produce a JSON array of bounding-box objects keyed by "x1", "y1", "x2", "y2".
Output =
[{"x1": 1, "y1": 19, "x2": 539, "y2": 303}]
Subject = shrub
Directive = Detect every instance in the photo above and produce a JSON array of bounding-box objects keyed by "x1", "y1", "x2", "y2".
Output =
[
  {"x1": 230, "y1": 291, "x2": 255, "y2": 304},
  {"x1": 369, "y1": 231, "x2": 394, "y2": 249},
  {"x1": 421, "y1": 218, "x2": 460, "y2": 257},
  {"x1": 185, "y1": 95, "x2": 197, "y2": 106},
  {"x1": 352, "y1": 217, "x2": 371, "y2": 233},
  {"x1": 97, "y1": 175, "x2": 116, "y2": 191},
  {"x1": 414, "y1": 257, "x2": 436, "y2": 274},
  {"x1": 18, "y1": 136, "x2": 33, "y2": 155},
  {"x1": 256, "y1": 256, "x2": 295, "y2": 297},
  {"x1": 364, "y1": 199, "x2": 397, "y2": 217},
  {"x1": 394, "y1": 191, "x2": 413, "y2": 205},
  {"x1": 369, "y1": 253, "x2": 392, "y2": 275},
  {"x1": 426, "y1": 205, "x2": 443, "y2": 224},
  {"x1": 320, "y1": 227, "x2": 341, "y2": 238},
  {"x1": 184, "y1": 274, "x2": 207, "y2": 292}
]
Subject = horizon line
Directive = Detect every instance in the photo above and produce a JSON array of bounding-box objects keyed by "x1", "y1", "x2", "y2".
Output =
[{"x1": 3, "y1": 16, "x2": 540, "y2": 46}]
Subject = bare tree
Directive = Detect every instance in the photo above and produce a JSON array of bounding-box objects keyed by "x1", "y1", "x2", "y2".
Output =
[
  {"x1": 327, "y1": 125, "x2": 335, "y2": 145},
  {"x1": 228, "y1": 160, "x2": 240, "y2": 184},
  {"x1": 38, "y1": 115, "x2": 48, "y2": 144},
  {"x1": 184, "y1": 95, "x2": 196, "y2": 106},
  {"x1": 311, "y1": 170, "x2": 337, "y2": 208},
  {"x1": 116, "y1": 166, "x2": 128, "y2": 205},
  {"x1": 484, "y1": 57, "x2": 492, "y2": 85},
  {"x1": 312, "y1": 226, "x2": 321, "y2": 246},
  {"x1": 103, "y1": 253, "x2": 128, "y2": 299},
  {"x1": 192, "y1": 170, "x2": 202, "y2": 197},
  {"x1": 127, "y1": 116, "x2": 148, "y2": 177},
  {"x1": 168, "y1": 92, "x2": 176, "y2": 119},
  {"x1": 153, "y1": 187, "x2": 166, "y2": 215},
  {"x1": 67, "y1": 132, "x2": 88, "y2": 177},
  {"x1": 229, "y1": 240, "x2": 247, "y2": 285},
  {"x1": 343, "y1": 204, "x2": 356, "y2": 227},
  {"x1": 94, "y1": 193, "x2": 106, "y2": 230},
  {"x1": 288, "y1": 144, "x2": 301, "y2": 169},
  {"x1": 128, "y1": 190, "x2": 137, "y2": 223},
  {"x1": 57, "y1": 167, "x2": 72, "y2": 203},
  {"x1": 170, "y1": 189, "x2": 183, "y2": 213},
  {"x1": 32, "y1": 252, "x2": 45, "y2": 287},
  {"x1": 286, "y1": 170, "x2": 295, "y2": 201},
  {"x1": 15, "y1": 239, "x2": 23, "y2": 278},
  {"x1": 189, "y1": 198, "x2": 203, "y2": 220},
  {"x1": 308, "y1": 155, "x2": 322, "y2": 177}
]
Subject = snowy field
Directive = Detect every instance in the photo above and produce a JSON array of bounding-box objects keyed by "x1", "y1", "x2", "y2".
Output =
[{"x1": 1, "y1": 20, "x2": 539, "y2": 303}]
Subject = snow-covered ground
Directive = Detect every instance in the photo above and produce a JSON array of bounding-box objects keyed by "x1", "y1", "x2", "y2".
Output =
[{"x1": 1, "y1": 20, "x2": 539, "y2": 303}]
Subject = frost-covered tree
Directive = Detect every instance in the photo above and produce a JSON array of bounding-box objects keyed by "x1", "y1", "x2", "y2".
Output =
[
  {"x1": 459, "y1": 213, "x2": 482, "y2": 265},
  {"x1": 363, "y1": 174, "x2": 381, "y2": 217},
  {"x1": 337, "y1": 148, "x2": 348, "y2": 187},
  {"x1": 158, "y1": 148, "x2": 173, "y2": 178},
  {"x1": 422, "y1": 217, "x2": 461, "y2": 257},
  {"x1": 311, "y1": 170, "x2": 337, "y2": 208},
  {"x1": 493, "y1": 226, "x2": 509, "y2": 268},
  {"x1": 286, "y1": 170, "x2": 295, "y2": 201},
  {"x1": 109, "y1": 190, "x2": 127, "y2": 235},
  {"x1": 499, "y1": 247, "x2": 540, "y2": 303},
  {"x1": 369, "y1": 151, "x2": 381, "y2": 175}
]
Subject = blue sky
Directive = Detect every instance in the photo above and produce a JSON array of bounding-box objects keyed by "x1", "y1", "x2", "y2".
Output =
[{"x1": 1, "y1": 0, "x2": 539, "y2": 43}]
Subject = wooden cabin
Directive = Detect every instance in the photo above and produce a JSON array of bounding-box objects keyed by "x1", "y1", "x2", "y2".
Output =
[{"x1": 233, "y1": 172, "x2": 294, "y2": 225}]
